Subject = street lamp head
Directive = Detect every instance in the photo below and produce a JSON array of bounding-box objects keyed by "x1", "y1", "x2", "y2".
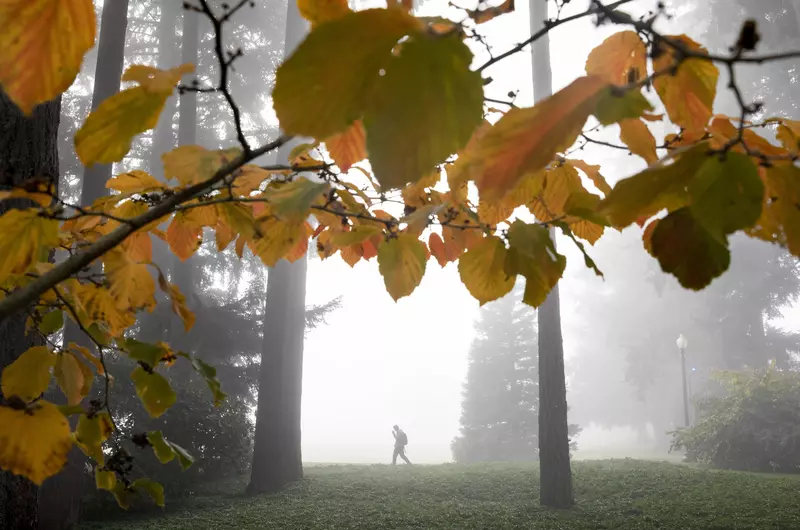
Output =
[{"x1": 677, "y1": 334, "x2": 688, "y2": 350}]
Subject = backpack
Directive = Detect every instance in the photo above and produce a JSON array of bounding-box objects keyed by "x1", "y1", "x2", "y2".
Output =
[{"x1": 398, "y1": 431, "x2": 408, "y2": 446}]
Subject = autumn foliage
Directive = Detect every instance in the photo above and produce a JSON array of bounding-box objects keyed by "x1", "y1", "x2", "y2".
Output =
[{"x1": 0, "y1": 0, "x2": 798, "y2": 509}]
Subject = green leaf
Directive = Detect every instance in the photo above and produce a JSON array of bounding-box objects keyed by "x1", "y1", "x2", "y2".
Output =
[
  {"x1": 554, "y1": 221, "x2": 604, "y2": 277},
  {"x1": 38, "y1": 310, "x2": 64, "y2": 335},
  {"x1": 111, "y1": 482, "x2": 135, "y2": 509},
  {"x1": 273, "y1": 8, "x2": 420, "y2": 140},
  {"x1": 377, "y1": 233, "x2": 427, "y2": 301},
  {"x1": 457, "y1": 236, "x2": 515, "y2": 305},
  {"x1": 688, "y1": 152, "x2": 763, "y2": 241},
  {"x1": 651, "y1": 207, "x2": 730, "y2": 290},
  {"x1": 190, "y1": 357, "x2": 226, "y2": 406},
  {"x1": 131, "y1": 478, "x2": 165, "y2": 508},
  {"x1": 266, "y1": 178, "x2": 330, "y2": 222},
  {"x1": 365, "y1": 33, "x2": 484, "y2": 189},
  {"x1": 146, "y1": 431, "x2": 175, "y2": 464},
  {"x1": 330, "y1": 225, "x2": 382, "y2": 246},
  {"x1": 86, "y1": 323, "x2": 111, "y2": 347},
  {"x1": 600, "y1": 144, "x2": 709, "y2": 228},
  {"x1": 131, "y1": 367, "x2": 176, "y2": 418},
  {"x1": 593, "y1": 88, "x2": 653, "y2": 125},
  {"x1": 119, "y1": 338, "x2": 167, "y2": 369},
  {"x1": 168, "y1": 441, "x2": 194, "y2": 471},
  {"x1": 95, "y1": 468, "x2": 116, "y2": 491},
  {"x1": 563, "y1": 192, "x2": 609, "y2": 227},
  {"x1": 505, "y1": 221, "x2": 566, "y2": 308},
  {"x1": 75, "y1": 413, "x2": 114, "y2": 464}
]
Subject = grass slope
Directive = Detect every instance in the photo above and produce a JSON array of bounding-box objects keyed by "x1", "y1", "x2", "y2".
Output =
[{"x1": 78, "y1": 460, "x2": 800, "y2": 529}]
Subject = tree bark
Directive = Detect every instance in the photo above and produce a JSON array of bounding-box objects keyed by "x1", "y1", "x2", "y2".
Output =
[
  {"x1": 247, "y1": 0, "x2": 309, "y2": 494},
  {"x1": 530, "y1": 0, "x2": 573, "y2": 509},
  {"x1": 41, "y1": 2, "x2": 130, "y2": 527},
  {"x1": 0, "y1": 90, "x2": 61, "y2": 530}
]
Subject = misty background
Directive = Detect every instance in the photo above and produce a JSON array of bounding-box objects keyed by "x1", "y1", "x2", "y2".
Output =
[{"x1": 56, "y1": 0, "x2": 800, "y2": 466}]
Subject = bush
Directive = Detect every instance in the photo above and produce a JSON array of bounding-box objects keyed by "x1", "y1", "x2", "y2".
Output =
[{"x1": 670, "y1": 365, "x2": 800, "y2": 472}]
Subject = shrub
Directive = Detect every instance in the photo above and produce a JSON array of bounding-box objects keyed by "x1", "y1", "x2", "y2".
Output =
[{"x1": 670, "y1": 365, "x2": 800, "y2": 472}]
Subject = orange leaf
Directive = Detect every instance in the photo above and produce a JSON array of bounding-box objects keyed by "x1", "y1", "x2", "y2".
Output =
[
  {"x1": 0, "y1": 0, "x2": 95, "y2": 114},
  {"x1": 653, "y1": 35, "x2": 718, "y2": 134},
  {"x1": 585, "y1": 30, "x2": 647, "y2": 86},
  {"x1": 564, "y1": 159, "x2": 611, "y2": 196},
  {"x1": 297, "y1": 0, "x2": 351, "y2": 26},
  {"x1": 325, "y1": 120, "x2": 367, "y2": 172},
  {"x1": 471, "y1": 76, "x2": 608, "y2": 202},
  {"x1": 166, "y1": 211, "x2": 203, "y2": 261},
  {"x1": 428, "y1": 232, "x2": 448, "y2": 267},
  {"x1": 467, "y1": 0, "x2": 515, "y2": 24},
  {"x1": 619, "y1": 119, "x2": 658, "y2": 164}
]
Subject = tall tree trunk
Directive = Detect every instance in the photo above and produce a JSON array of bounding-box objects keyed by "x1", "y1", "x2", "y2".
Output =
[
  {"x1": 0, "y1": 92, "x2": 62, "y2": 530},
  {"x1": 530, "y1": 0, "x2": 573, "y2": 509},
  {"x1": 247, "y1": 0, "x2": 309, "y2": 494},
  {"x1": 41, "y1": 2, "x2": 130, "y2": 528},
  {"x1": 150, "y1": 0, "x2": 183, "y2": 178}
]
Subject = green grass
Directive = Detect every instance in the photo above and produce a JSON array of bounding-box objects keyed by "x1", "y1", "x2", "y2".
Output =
[{"x1": 77, "y1": 460, "x2": 800, "y2": 529}]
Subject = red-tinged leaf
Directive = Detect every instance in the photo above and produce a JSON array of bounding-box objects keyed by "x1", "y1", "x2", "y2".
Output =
[
  {"x1": 652, "y1": 35, "x2": 718, "y2": 134},
  {"x1": 642, "y1": 218, "x2": 659, "y2": 256},
  {"x1": 471, "y1": 76, "x2": 608, "y2": 202},
  {"x1": 325, "y1": 120, "x2": 367, "y2": 172},
  {"x1": 619, "y1": 119, "x2": 658, "y2": 164},
  {"x1": 751, "y1": 162, "x2": 800, "y2": 257},
  {"x1": 428, "y1": 232, "x2": 448, "y2": 267},
  {"x1": 585, "y1": 30, "x2": 647, "y2": 86},
  {"x1": 0, "y1": 0, "x2": 96, "y2": 115}
]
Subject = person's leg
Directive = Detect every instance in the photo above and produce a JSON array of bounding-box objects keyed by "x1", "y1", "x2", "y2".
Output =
[
  {"x1": 400, "y1": 448, "x2": 412, "y2": 465},
  {"x1": 392, "y1": 447, "x2": 399, "y2": 465}
]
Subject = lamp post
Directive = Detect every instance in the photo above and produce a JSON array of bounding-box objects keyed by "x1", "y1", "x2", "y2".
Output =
[{"x1": 676, "y1": 334, "x2": 690, "y2": 427}]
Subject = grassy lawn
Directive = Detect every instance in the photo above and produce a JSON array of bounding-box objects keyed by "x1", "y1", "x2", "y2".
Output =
[{"x1": 77, "y1": 460, "x2": 800, "y2": 529}]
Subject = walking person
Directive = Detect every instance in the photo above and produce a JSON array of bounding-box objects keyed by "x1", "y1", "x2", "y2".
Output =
[{"x1": 391, "y1": 425, "x2": 412, "y2": 465}]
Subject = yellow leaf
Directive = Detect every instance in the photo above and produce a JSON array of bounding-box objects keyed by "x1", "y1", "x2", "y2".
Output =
[
  {"x1": 325, "y1": 120, "x2": 367, "y2": 172},
  {"x1": 95, "y1": 468, "x2": 116, "y2": 491},
  {"x1": 232, "y1": 166, "x2": 272, "y2": 196},
  {"x1": 505, "y1": 221, "x2": 566, "y2": 308},
  {"x1": 756, "y1": 163, "x2": 800, "y2": 257},
  {"x1": 162, "y1": 145, "x2": 242, "y2": 187},
  {"x1": 214, "y1": 220, "x2": 236, "y2": 252},
  {"x1": 585, "y1": 30, "x2": 647, "y2": 86},
  {"x1": 106, "y1": 170, "x2": 165, "y2": 194},
  {"x1": 67, "y1": 342, "x2": 104, "y2": 375},
  {"x1": 377, "y1": 233, "x2": 427, "y2": 301},
  {"x1": 72, "y1": 283, "x2": 136, "y2": 336},
  {"x1": 157, "y1": 274, "x2": 195, "y2": 332},
  {"x1": 0, "y1": 208, "x2": 59, "y2": 285},
  {"x1": 477, "y1": 200, "x2": 514, "y2": 226},
  {"x1": 564, "y1": 160, "x2": 611, "y2": 196},
  {"x1": 401, "y1": 204, "x2": 442, "y2": 237},
  {"x1": 0, "y1": 401, "x2": 73, "y2": 484},
  {"x1": 1, "y1": 346, "x2": 55, "y2": 403},
  {"x1": 75, "y1": 64, "x2": 194, "y2": 166},
  {"x1": 776, "y1": 119, "x2": 800, "y2": 153},
  {"x1": 471, "y1": 76, "x2": 608, "y2": 202},
  {"x1": 528, "y1": 164, "x2": 584, "y2": 221},
  {"x1": 708, "y1": 116, "x2": 785, "y2": 157},
  {"x1": 249, "y1": 218, "x2": 308, "y2": 267},
  {"x1": 0, "y1": 179, "x2": 55, "y2": 207},
  {"x1": 402, "y1": 168, "x2": 442, "y2": 208},
  {"x1": 619, "y1": 119, "x2": 658, "y2": 164},
  {"x1": 166, "y1": 211, "x2": 203, "y2": 261},
  {"x1": 103, "y1": 250, "x2": 156, "y2": 311},
  {"x1": 297, "y1": 0, "x2": 351, "y2": 26},
  {"x1": 0, "y1": 0, "x2": 95, "y2": 114},
  {"x1": 74, "y1": 412, "x2": 113, "y2": 464},
  {"x1": 217, "y1": 201, "x2": 257, "y2": 241},
  {"x1": 504, "y1": 170, "x2": 546, "y2": 208},
  {"x1": 54, "y1": 352, "x2": 90, "y2": 406},
  {"x1": 122, "y1": 63, "x2": 194, "y2": 94},
  {"x1": 652, "y1": 35, "x2": 718, "y2": 134},
  {"x1": 131, "y1": 366, "x2": 176, "y2": 418},
  {"x1": 457, "y1": 235, "x2": 514, "y2": 305},
  {"x1": 340, "y1": 244, "x2": 363, "y2": 267},
  {"x1": 273, "y1": 8, "x2": 421, "y2": 140}
]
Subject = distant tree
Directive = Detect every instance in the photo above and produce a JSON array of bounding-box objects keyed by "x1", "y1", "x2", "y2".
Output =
[{"x1": 452, "y1": 285, "x2": 539, "y2": 463}]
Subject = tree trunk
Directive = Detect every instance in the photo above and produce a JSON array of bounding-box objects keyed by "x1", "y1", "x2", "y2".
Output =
[
  {"x1": 149, "y1": 0, "x2": 183, "y2": 177},
  {"x1": 0, "y1": 90, "x2": 61, "y2": 530},
  {"x1": 247, "y1": 0, "x2": 309, "y2": 494},
  {"x1": 530, "y1": 0, "x2": 573, "y2": 509},
  {"x1": 41, "y1": 2, "x2": 130, "y2": 528}
]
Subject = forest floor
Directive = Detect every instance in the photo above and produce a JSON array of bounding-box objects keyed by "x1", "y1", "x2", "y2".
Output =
[{"x1": 77, "y1": 460, "x2": 800, "y2": 529}]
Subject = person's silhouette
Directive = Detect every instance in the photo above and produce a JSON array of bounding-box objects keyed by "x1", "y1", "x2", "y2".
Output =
[{"x1": 391, "y1": 425, "x2": 412, "y2": 465}]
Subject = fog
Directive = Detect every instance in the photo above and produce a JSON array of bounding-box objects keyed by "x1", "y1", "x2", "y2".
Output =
[{"x1": 57, "y1": 0, "x2": 800, "y2": 468}]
